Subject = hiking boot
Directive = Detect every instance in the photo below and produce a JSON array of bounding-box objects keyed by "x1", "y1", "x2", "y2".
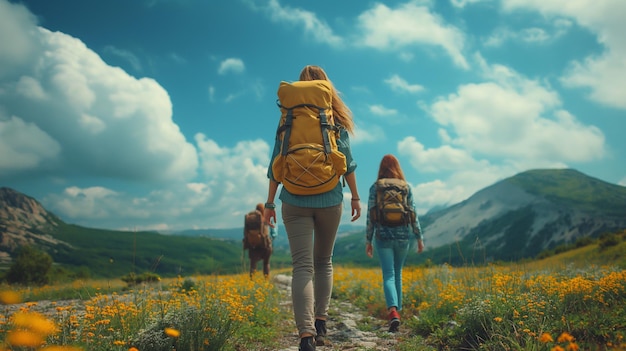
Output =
[
  {"x1": 315, "y1": 319, "x2": 327, "y2": 346},
  {"x1": 299, "y1": 336, "x2": 316, "y2": 351},
  {"x1": 388, "y1": 310, "x2": 401, "y2": 333}
]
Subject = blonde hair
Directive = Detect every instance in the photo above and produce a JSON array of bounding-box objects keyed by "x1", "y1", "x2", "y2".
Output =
[{"x1": 299, "y1": 65, "x2": 355, "y2": 134}]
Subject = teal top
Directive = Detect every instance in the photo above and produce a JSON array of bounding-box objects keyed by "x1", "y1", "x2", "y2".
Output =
[{"x1": 267, "y1": 128, "x2": 357, "y2": 208}]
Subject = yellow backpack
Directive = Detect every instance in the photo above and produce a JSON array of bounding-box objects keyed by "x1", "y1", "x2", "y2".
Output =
[{"x1": 271, "y1": 80, "x2": 347, "y2": 195}]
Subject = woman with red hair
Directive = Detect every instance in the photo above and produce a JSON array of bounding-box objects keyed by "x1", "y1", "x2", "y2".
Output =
[{"x1": 365, "y1": 154, "x2": 424, "y2": 332}]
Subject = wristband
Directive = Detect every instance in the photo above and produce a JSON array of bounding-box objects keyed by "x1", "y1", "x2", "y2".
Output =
[
  {"x1": 351, "y1": 198, "x2": 360, "y2": 201},
  {"x1": 264, "y1": 202, "x2": 276, "y2": 210}
]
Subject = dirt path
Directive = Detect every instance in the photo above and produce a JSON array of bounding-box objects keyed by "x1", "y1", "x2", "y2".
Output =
[{"x1": 272, "y1": 274, "x2": 404, "y2": 351}]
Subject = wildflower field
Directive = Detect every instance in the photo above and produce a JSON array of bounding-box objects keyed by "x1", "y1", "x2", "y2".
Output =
[{"x1": 1, "y1": 260, "x2": 625, "y2": 350}]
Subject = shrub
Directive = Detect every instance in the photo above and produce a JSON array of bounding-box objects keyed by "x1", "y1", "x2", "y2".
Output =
[
  {"x1": 5, "y1": 245, "x2": 52, "y2": 286},
  {"x1": 598, "y1": 233, "x2": 620, "y2": 250},
  {"x1": 121, "y1": 272, "x2": 161, "y2": 287}
]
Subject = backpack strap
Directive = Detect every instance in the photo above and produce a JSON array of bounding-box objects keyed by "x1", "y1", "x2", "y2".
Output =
[{"x1": 276, "y1": 101, "x2": 335, "y2": 155}]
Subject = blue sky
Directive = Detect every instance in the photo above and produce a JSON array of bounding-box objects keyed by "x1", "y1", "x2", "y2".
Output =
[{"x1": 1, "y1": 0, "x2": 624, "y2": 232}]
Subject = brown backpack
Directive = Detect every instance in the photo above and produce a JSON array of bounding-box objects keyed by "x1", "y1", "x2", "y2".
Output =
[
  {"x1": 371, "y1": 178, "x2": 415, "y2": 227},
  {"x1": 244, "y1": 210, "x2": 269, "y2": 249}
]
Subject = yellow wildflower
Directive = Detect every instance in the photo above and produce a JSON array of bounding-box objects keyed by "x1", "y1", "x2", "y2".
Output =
[
  {"x1": 12, "y1": 312, "x2": 57, "y2": 335},
  {"x1": 566, "y1": 342, "x2": 579, "y2": 351},
  {"x1": 540, "y1": 332, "x2": 554, "y2": 343},
  {"x1": 6, "y1": 330, "x2": 44, "y2": 347},
  {"x1": 493, "y1": 317, "x2": 503, "y2": 323},
  {"x1": 557, "y1": 332, "x2": 575, "y2": 343},
  {"x1": 0, "y1": 291, "x2": 21, "y2": 305},
  {"x1": 164, "y1": 327, "x2": 180, "y2": 338}
]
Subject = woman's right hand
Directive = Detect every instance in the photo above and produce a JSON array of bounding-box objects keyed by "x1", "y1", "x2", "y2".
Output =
[
  {"x1": 264, "y1": 208, "x2": 276, "y2": 228},
  {"x1": 366, "y1": 242, "x2": 373, "y2": 258},
  {"x1": 417, "y1": 239, "x2": 424, "y2": 253}
]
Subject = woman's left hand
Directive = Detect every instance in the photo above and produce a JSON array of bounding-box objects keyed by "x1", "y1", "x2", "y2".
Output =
[{"x1": 366, "y1": 242, "x2": 373, "y2": 258}]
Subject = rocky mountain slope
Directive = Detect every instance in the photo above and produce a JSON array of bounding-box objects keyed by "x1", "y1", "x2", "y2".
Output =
[
  {"x1": 419, "y1": 169, "x2": 626, "y2": 260},
  {"x1": 0, "y1": 187, "x2": 71, "y2": 265}
]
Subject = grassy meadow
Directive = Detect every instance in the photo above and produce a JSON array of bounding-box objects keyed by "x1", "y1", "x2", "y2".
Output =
[{"x1": 1, "y1": 236, "x2": 625, "y2": 351}]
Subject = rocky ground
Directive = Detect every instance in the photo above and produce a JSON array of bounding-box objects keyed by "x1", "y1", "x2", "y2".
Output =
[{"x1": 272, "y1": 274, "x2": 406, "y2": 351}]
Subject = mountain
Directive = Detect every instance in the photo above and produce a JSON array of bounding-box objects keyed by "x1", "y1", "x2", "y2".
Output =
[
  {"x1": 0, "y1": 187, "x2": 69, "y2": 265},
  {"x1": 0, "y1": 187, "x2": 281, "y2": 279},
  {"x1": 416, "y1": 168, "x2": 626, "y2": 262},
  {"x1": 2, "y1": 168, "x2": 625, "y2": 277}
]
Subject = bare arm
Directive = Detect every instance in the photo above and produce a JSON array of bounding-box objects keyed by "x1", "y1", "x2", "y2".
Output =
[
  {"x1": 264, "y1": 179, "x2": 280, "y2": 228},
  {"x1": 344, "y1": 172, "x2": 361, "y2": 222}
]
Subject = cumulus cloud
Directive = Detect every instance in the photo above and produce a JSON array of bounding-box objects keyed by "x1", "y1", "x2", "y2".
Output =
[
  {"x1": 217, "y1": 58, "x2": 245, "y2": 75},
  {"x1": 502, "y1": 0, "x2": 626, "y2": 109},
  {"x1": 43, "y1": 137, "x2": 273, "y2": 230},
  {"x1": 0, "y1": 5, "x2": 198, "y2": 184},
  {"x1": 398, "y1": 57, "x2": 606, "y2": 210},
  {"x1": 385, "y1": 74, "x2": 425, "y2": 94},
  {"x1": 356, "y1": 2, "x2": 468, "y2": 69},
  {"x1": 0, "y1": 115, "x2": 61, "y2": 174},
  {"x1": 429, "y1": 62, "x2": 605, "y2": 162},
  {"x1": 0, "y1": 0, "x2": 39, "y2": 79}
]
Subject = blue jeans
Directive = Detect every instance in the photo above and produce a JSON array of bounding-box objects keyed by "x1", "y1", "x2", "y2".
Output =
[{"x1": 374, "y1": 239, "x2": 409, "y2": 311}]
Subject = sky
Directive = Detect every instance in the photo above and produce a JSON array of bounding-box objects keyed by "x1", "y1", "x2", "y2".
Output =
[{"x1": 1, "y1": 0, "x2": 625, "y2": 232}]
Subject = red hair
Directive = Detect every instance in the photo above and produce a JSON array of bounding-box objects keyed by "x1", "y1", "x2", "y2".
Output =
[{"x1": 377, "y1": 154, "x2": 405, "y2": 180}]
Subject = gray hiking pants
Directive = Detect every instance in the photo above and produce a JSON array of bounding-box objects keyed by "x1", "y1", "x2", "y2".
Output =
[{"x1": 282, "y1": 202, "x2": 342, "y2": 337}]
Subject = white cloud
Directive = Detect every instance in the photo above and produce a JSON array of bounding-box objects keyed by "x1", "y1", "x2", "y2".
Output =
[
  {"x1": 249, "y1": 0, "x2": 342, "y2": 46},
  {"x1": 483, "y1": 21, "x2": 571, "y2": 47},
  {"x1": 0, "y1": 0, "x2": 39, "y2": 79},
  {"x1": 450, "y1": 0, "x2": 492, "y2": 8},
  {"x1": 43, "y1": 137, "x2": 273, "y2": 230},
  {"x1": 619, "y1": 177, "x2": 626, "y2": 187},
  {"x1": 218, "y1": 58, "x2": 245, "y2": 75},
  {"x1": 369, "y1": 104, "x2": 398, "y2": 116},
  {"x1": 429, "y1": 65, "x2": 605, "y2": 162},
  {"x1": 0, "y1": 115, "x2": 61, "y2": 174},
  {"x1": 502, "y1": 0, "x2": 626, "y2": 109},
  {"x1": 399, "y1": 57, "x2": 607, "y2": 210},
  {"x1": 208, "y1": 85, "x2": 215, "y2": 102},
  {"x1": 352, "y1": 123, "x2": 385, "y2": 145},
  {"x1": 356, "y1": 2, "x2": 468, "y2": 69},
  {"x1": 103, "y1": 45, "x2": 143, "y2": 72},
  {"x1": 398, "y1": 137, "x2": 486, "y2": 173},
  {"x1": 385, "y1": 74, "x2": 425, "y2": 94},
  {"x1": 0, "y1": 13, "x2": 198, "y2": 183}
]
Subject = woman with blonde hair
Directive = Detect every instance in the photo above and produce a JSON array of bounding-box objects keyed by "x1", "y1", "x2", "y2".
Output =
[
  {"x1": 264, "y1": 65, "x2": 361, "y2": 350},
  {"x1": 366, "y1": 154, "x2": 424, "y2": 332}
]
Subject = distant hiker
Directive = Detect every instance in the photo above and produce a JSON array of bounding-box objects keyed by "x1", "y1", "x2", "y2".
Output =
[
  {"x1": 264, "y1": 65, "x2": 361, "y2": 351},
  {"x1": 243, "y1": 203, "x2": 277, "y2": 278},
  {"x1": 365, "y1": 154, "x2": 424, "y2": 333}
]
